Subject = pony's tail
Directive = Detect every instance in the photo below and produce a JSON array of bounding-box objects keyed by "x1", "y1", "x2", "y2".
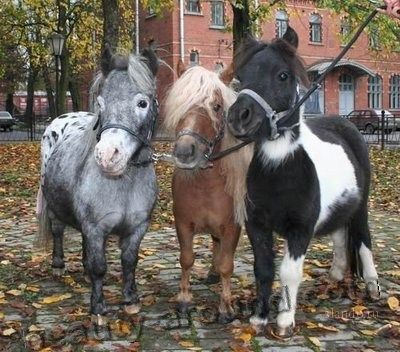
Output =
[
  {"x1": 347, "y1": 221, "x2": 363, "y2": 278},
  {"x1": 35, "y1": 186, "x2": 52, "y2": 250}
]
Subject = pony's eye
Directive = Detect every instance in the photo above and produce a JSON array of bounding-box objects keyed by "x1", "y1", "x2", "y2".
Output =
[
  {"x1": 137, "y1": 100, "x2": 148, "y2": 109},
  {"x1": 278, "y1": 72, "x2": 289, "y2": 81},
  {"x1": 213, "y1": 104, "x2": 221, "y2": 112}
]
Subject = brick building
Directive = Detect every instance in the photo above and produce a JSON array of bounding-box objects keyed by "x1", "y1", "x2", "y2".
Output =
[{"x1": 139, "y1": 0, "x2": 400, "y2": 118}]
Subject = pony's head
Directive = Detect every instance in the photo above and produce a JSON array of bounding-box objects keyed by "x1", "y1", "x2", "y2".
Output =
[
  {"x1": 92, "y1": 45, "x2": 158, "y2": 176},
  {"x1": 164, "y1": 63, "x2": 236, "y2": 169},
  {"x1": 227, "y1": 27, "x2": 308, "y2": 141}
]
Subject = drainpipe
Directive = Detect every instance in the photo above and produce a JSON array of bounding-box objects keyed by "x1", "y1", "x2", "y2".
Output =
[
  {"x1": 179, "y1": 0, "x2": 185, "y2": 61},
  {"x1": 135, "y1": 0, "x2": 139, "y2": 54}
]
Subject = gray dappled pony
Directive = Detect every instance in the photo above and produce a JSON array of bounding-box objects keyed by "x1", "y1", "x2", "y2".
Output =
[{"x1": 36, "y1": 46, "x2": 159, "y2": 327}]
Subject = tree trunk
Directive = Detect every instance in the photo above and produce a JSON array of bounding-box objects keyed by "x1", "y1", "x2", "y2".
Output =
[
  {"x1": 69, "y1": 76, "x2": 82, "y2": 111},
  {"x1": 25, "y1": 67, "x2": 38, "y2": 129},
  {"x1": 58, "y1": 51, "x2": 69, "y2": 115},
  {"x1": 5, "y1": 93, "x2": 15, "y2": 115},
  {"x1": 42, "y1": 65, "x2": 56, "y2": 119},
  {"x1": 102, "y1": 0, "x2": 120, "y2": 51},
  {"x1": 231, "y1": 0, "x2": 252, "y2": 54}
]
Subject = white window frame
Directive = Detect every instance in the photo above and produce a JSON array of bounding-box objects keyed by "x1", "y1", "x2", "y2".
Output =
[
  {"x1": 309, "y1": 13, "x2": 322, "y2": 43},
  {"x1": 389, "y1": 74, "x2": 400, "y2": 109},
  {"x1": 368, "y1": 75, "x2": 382, "y2": 109}
]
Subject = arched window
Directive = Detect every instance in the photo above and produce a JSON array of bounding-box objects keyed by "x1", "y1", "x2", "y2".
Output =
[
  {"x1": 389, "y1": 74, "x2": 400, "y2": 109},
  {"x1": 275, "y1": 10, "x2": 288, "y2": 38},
  {"x1": 189, "y1": 50, "x2": 199, "y2": 66},
  {"x1": 309, "y1": 13, "x2": 322, "y2": 43},
  {"x1": 368, "y1": 75, "x2": 382, "y2": 109}
]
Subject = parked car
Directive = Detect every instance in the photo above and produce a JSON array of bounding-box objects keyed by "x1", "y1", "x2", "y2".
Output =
[
  {"x1": 0, "y1": 111, "x2": 16, "y2": 131},
  {"x1": 345, "y1": 109, "x2": 398, "y2": 134}
]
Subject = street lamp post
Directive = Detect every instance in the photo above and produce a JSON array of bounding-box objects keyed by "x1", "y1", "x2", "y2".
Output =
[{"x1": 49, "y1": 33, "x2": 65, "y2": 117}]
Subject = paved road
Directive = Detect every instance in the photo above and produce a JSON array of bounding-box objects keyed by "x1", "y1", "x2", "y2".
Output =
[{"x1": 0, "y1": 212, "x2": 399, "y2": 351}]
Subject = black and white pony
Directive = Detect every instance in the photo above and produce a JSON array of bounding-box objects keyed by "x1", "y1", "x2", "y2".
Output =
[
  {"x1": 36, "y1": 47, "x2": 159, "y2": 326},
  {"x1": 227, "y1": 27, "x2": 379, "y2": 337}
]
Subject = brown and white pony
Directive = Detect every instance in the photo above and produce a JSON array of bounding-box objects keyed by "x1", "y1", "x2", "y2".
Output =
[{"x1": 164, "y1": 63, "x2": 252, "y2": 322}]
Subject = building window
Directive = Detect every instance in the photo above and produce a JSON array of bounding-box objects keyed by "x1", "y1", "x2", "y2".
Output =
[
  {"x1": 340, "y1": 17, "x2": 351, "y2": 45},
  {"x1": 186, "y1": 0, "x2": 200, "y2": 13},
  {"x1": 189, "y1": 50, "x2": 199, "y2": 66},
  {"x1": 368, "y1": 75, "x2": 382, "y2": 109},
  {"x1": 389, "y1": 74, "x2": 400, "y2": 109},
  {"x1": 369, "y1": 26, "x2": 380, "y2": 49},
  {"x1": 211, "y1": 1, "x2": 225, "y2": 27},
  {"x1": 275, "y1": 10, "x2": 289, "y2": 38},
  {"x1": 309, "y1": 13, "x2": 322, "y2": 43}
]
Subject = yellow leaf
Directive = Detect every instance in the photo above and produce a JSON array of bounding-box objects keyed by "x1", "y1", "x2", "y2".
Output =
[
  {"x1": 387, "y1": 296, "x2": 399, "y2": 310},
  {"x1": 0, "y1": 312, "x2": 4, "y2": 319},
  {"x1": 41, "y1": 293, "x2": 72, "y2": 304},
  {"x1": 317, "y1": 323, "x2": 339, "y2": 332},
  {"x1": 29, "y1": 325, "x2": 44, "y2": 332},
  {"x1": 239, "y1": 332, "x2": 252, "y2": 342},
  {"x1": 6, "y1": 289, "x2": 22, "y2": 296},
  {"x1": 180, "y1": 340, "x2": 195, "y2": 348},
  {"x1": 26, "y1": 286, "x2": 40, "y2": 293},
  {"x1": 308, "y1": 336, "x2": 321, "y2": 347},
  {"x1": 360, "y1": 329, "x2": 376, "y2": 336},
  {"x1": 0, "y1": 292, "x2": 4, "y2": 299},
  {"x1": 310, "y1": 259, "x2": 330, "y2": 268},
  {"x1": 32, "y1": 303, "x2": 42, "y2": 309},
  {"x1": 352, "y1": 305, "x2": 367, "y2": 315},
  {"x1": 305, "y1": 322, "x2": 318, "y2": 329},
  {"x1": 2, "y1": 327, "x2": 17, "y2": 336}
]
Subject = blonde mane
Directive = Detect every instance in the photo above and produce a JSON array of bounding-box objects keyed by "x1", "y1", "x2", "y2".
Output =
[{"x1": 164, "y1": 66, "x2": 253, "y2": 225}]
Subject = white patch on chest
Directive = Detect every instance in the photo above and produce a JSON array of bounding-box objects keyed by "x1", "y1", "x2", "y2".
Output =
[
  {"x1": 259, "y1": 130, "x2": 300, "y2": 167},
  {"x1": 299, "y1": 122, "x2": 359, "y2": 233}
]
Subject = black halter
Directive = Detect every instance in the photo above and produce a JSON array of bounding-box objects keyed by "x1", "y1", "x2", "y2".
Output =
[
  {"x1": 176, "y1": 117, "x2": 225, "y2": 161},
  {"x1": 93, "y1": 98, "x2": 159, "y2": 167}
]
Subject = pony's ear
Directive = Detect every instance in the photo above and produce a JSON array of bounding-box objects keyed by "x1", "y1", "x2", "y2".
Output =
[
  {"x1": 177, "y1": 59, "x2": 187, "y2": 77},
  {"x1": 219, "y1": 62, "x2": 234, "y2": 85},
  {"x1": 282, "y1": 26, "x2": 299, "y2": 49},
  {"x1": 141, "y1": 44, "x2": 159, "y2": 77},
  {"x1": 101, "y1": 43, "x2": 114, "y2": 76}
]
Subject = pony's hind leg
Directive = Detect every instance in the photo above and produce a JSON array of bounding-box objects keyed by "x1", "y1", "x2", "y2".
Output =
[
  {"x1": 51, "y1": 219, "x2": 66, "y2": 276},
  {"x1": 348, "y1": 205, "x2": 380, "y2": 300},
  {"x1": 176, "y1": 225, "x2": 195, "y2": 314},
  {"x1": 276, "y1": 237, "x2": 309, "y2": 338},
  {"x1": 120, "y1": 221, "x2": 148, "y2": 315},
  {"x1": 215, "y1": 226, "x2": 240, "y2": 324},
  {"x1": 329, "y1": 227, "x2": 348, "y2": 281}
]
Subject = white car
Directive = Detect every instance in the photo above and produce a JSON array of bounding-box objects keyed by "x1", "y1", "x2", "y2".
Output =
[{"x1": 0, "y1": 111, "x2": 15, "y2": 131}]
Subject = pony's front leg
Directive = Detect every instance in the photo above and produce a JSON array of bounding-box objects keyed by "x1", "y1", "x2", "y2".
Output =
[
  {"x1": 216, "y1": 226, "x2": 240, "y2": 324},
  {"x1": 176, "y1": 224, "x2": 195, "y2": 314},
  {"x1": 120, "y1": 221, "x2": 148, "y2": 315},
  {"x1": 246, "y1": 219, "x2": 275, "y2": 329},
  {"x1": 84, "y1": 232, "x2": 108, "y2": 325},
  {"x1": 276, "y1": 237, "x2": 309, "y2": 338}
]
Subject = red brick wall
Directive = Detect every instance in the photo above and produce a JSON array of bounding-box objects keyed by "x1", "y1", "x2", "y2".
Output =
[{"x1": 140, "y1": 0, "x2": 400, "y2": 117}]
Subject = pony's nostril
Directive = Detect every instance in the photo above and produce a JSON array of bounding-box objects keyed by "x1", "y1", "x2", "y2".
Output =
[
  {"x1": 240, "y1": 108, "x2": 250, "y2": 122},
  {"x1": 190, "y1": 144, "x2": 195, "y2": 156}
]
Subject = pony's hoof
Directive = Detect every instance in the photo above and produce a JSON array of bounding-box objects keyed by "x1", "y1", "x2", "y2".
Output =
[
  {"x1": 366, "y1": 280, "x2": 380, "y2": 301},
  {"x1": 91, "y1": 314, "x2": 108, "y2": 327},
  {"x1": 218, "y1": 312, "x2": 235, "y2": 324},
  {"x1": 329, "y1": 267, "x2": 345, "y2": 282},
  {"x1": 204, "y1": 272, "x2": 220, "y2": 284},
  {"x1": 275, "y1": 324, "x2": 294, "y2": 339},
  {"x1": 52, "y1": 267, "x2": 65, "y2": 276},
  {"x1": 124, "y1": 303, "x2": 141, "y2": 315},
  {"x1": 177, "y1": 301, "x2": 191, "y2": 316}
]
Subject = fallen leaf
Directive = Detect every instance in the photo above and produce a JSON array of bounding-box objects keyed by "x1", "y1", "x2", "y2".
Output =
[
  {"x1": 352, "y1": 305, "x2": 367, "y2": 315},
  {"x1": 41, "y1": 293, "x2": 72, "y2": 304},
  {"x1": 2, "y1": 327, "x2": 17, "y2": 336},
  {"x1": 387, "y1": 296, "x2": 399, "y2": 310},
  {"x1": 29, "y1": 324, "x2": 45, "y2": 332},
  {"x1": 6, "y1": 289, "x2": 22, "y2": 296},
  {"x1": 308, "y1": 336, "x2": 321, "y2": 347},
  {"x1": 179, "y1": 340, "x2": 194, "y2": 348},
  {"x1": 360, "y1": 329, "x2": 376, "y2": 336},
  {"x1": 238, "y1": 332, "x2": 252, "y2": 342},
  {"x1": 32, "y1": 303, "x2": 42, "y2": 309}
]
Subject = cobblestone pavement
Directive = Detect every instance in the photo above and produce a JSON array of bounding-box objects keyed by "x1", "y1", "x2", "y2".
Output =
[{"x1": 0, "y1": 211, "x2": 399, "y2": 351}]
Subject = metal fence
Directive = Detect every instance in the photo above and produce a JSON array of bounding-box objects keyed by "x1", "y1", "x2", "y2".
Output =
[{"x1": 1, "y1": 114, "x2": 400, "y2": 148}]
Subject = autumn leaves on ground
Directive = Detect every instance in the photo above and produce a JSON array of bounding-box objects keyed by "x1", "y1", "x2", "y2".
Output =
[{"x1": 0, "y1": 142, "x2": 400, "y2": 351}]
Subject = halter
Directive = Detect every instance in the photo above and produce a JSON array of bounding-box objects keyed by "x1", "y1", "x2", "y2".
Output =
[
  {"x1": 176, "y1": 117, "x2": 225, "y2": 161},
  {"x1": 93, "y1": 98, "x2": 159, "y2": 167},
  {"x1": 237, "y1": 86, "x2": 300, "y2": 141}
]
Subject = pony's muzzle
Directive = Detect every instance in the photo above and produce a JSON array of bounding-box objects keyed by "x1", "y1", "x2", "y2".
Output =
[
  {"x1": 173, "y1": 135, "x2": 206, "y2": 169},
  {"x1": 94, "y1": 144, "x2": 127, "y2": 176}
]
